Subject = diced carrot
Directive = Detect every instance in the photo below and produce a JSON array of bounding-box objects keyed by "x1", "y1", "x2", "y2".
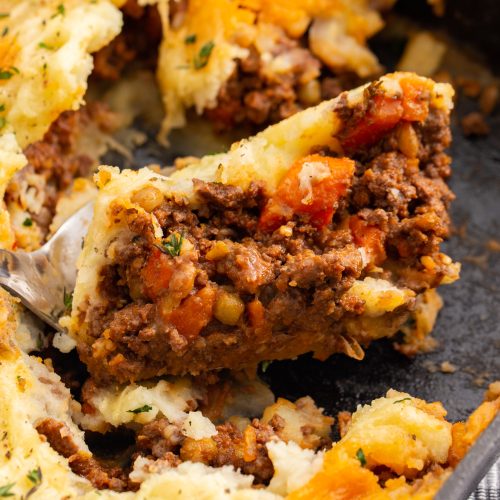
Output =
[
  {"x1": 141, "y1": 246, "x2": 174, "y2": 299},
  {"x1": 340, "y1": 76, "x2": 433, "y2": 152},
  {"x1": 169, "y1": 285, "x2": 216, "y2": 342},
  {"x1": 259, "y1": 155, "x2": 355, "y2": 232},
  {"x1": 340, "y1": 94, "x2": 404, "y2": 153},
  {"x1": 243, "y1": 425, "x2": 258, "y2": 462},
  {"x1": 400, "y1": 75, "x2": 432, "y2": 122},
  {"x1": 349, "y1": 215, "x2": 386, "y2": 266},
  {"x1": 247, "y1": 299, "x2": 266, "y2": 329}
]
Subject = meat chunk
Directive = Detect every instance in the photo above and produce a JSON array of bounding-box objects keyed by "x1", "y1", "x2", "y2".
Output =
[{"x1": 36, "y1": 419, "x2": 127, "y2": 491}]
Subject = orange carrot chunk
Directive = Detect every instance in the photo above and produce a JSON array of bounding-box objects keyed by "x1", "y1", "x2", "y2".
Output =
[
  {"x1": 169, "y1": 285, "x2": 216, "y2": 341},
  {"x1": 259, "y1": 154, "x2": 355, "y2": 232}
]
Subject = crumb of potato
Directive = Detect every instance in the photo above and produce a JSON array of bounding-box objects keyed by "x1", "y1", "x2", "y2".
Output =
[
  {"x1": 337, "y1": 411, "x2": 352, "y2": 438},
  {"x1": 479, "y1": 84, "x2": 499, "y2": 115},
  {"x1": 423, "y1": 360, "x2": 439, "y2": 373},
  {"x1": 461, "y1": 112, "x2": 490, "y2": 137},
  {"x1": 440, "y1": 361, "x2": 457, "y2": 374},
  {"x1": 456, "y1": 77, "x2": 482, "y2": 98},
  {"x1": 486, "y1": 239, "x2": 500, "y2": 252},
  {"x1": 462, "y1": 253, "x2": 489, "y2": 269},
  {"x1": 485, "y1": 381, "x2": 500, "y2": 401}
]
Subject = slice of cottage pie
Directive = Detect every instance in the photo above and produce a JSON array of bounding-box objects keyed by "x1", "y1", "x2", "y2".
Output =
[{"x1": 66, "y1": 72, "x2": 460, "y2": 383}]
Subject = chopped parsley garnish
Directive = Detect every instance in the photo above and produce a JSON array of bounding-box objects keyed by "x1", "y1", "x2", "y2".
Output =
[
  {"x1": 63, "y1": 289, "x2": 73, "y2": 310},
  {"x1": 0, "y1": 13, "x2": 9, "y2": 19},
  {"x1": 52, "y1": 3, "x2": 65, "y2": 18},
  {"x1": 127, "y1": 404, "x2": 153, "y2": 414},
  {"x1": 184, "y1": 33, "x2": 196, "y2": 44},
  {"x1": 1, "y1": 27, "x2": 8, "y2": 37},
  {"x1": 0, "y1": 117, "x2": 5, "y2": 130},
  {"x1": 356, "y1": 448, "x2": 367, "y2": 467},
  {"x1": 22, "y1": 217, "x2": 33, "y2": 227},
  {"x1": 0, "y1": 483, "x2": 15, "y2": 497},
  {"x1": 38, "y1": 42, "x2": 55, "y2": 50},
  {"x1": 0, "y1": 104, "x2": 4, "y2": 112},
  {"x1": 27, "y1": 467, "x2": 42, "y2": 485},
  {"x1": 193, "y1": 41, "x2": 214, "y2": 69},
  {"x1": 160, "y1": 233, "x2": 184, "y2": 257},
  {"x1": 261, "y1": 361, "x2": 272, "y2": 373},
  {"x1": 26, "y1": 467, "x2": 42, "y2": 498},
  {"x1": 394, "y1": 397, "x2": 411, "y2": 404},
  {"x1": 0, "y1": 66, "x2": 19, "y2": 79}
]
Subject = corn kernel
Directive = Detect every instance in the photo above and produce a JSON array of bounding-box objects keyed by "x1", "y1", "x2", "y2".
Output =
[
  {"x1": 131, "y1": 186, "x2": 164, "y2": 212},
  {"x1": 214, "y1": 290, "x2": 244, "y2": 326},
  {"x1": 206, "y1": 241, "x2": 230, "y2": 261},
  {"x1": 420, "y1": 255, "x2": 436, "y2": 271}
]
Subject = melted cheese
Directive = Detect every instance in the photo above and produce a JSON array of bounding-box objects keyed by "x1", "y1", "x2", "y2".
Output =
[{"x1": 297, "y1": 161, "x2": 331, "y2": 204}]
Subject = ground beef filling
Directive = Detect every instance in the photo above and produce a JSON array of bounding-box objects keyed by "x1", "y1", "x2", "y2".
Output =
[
  {"x1": 93, "y1": 0, "x2": 162, "y2": 81},
  {"x1": 5, "y1": 103, "x2": 117, "y2": 239},
  {"x1": 36, "y1": 418, "x2": 128, "y2": 491},
  {"x1": 79, "y1": 103, "x2": 453, "y2": 384},
  {"x1": 133, "y1": 417, "x2": 277, "y2": 484},
  {"x1": 205, "y1": 43, "x2": 363, "y2": 132}
]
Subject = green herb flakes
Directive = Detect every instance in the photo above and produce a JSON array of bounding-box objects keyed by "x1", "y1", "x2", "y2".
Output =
[
  {"x1": 38, "y1": 42, "x2": 55, "y2": 50},
  {"x1": 27, "y1": 467, "x2": 42, "y2": 485},
  {"x1": 193, "y1": 41, "x2": 214, "y2": 69},
  {"x1": 26, "y1": 467, "x2": 42, "y2": 498},
  {"x1": 127, "y1": 404, "x2": 153, "y2": 414},
  {"x1": 184, "y1": 34, "x2": 196, "y2": 44},
  {"x1": 22, "y1": 217, "x2": 33, "y2": 227},
  {"x1": 63, "y1": 289, "x2": 73, "y2": 310},
  {"x1": 356, "y1": 448, "x2": 367, "y2": 467},
  {"x1": 52, "y1": 3, "x2": 65, "y2": 18},
  {"x1": 160, "y1": 233, "x2": 184, "y2": 257},
  {"x1": 0, "y1": 483, "x2": 15, "y2": 497},
  {"x1": 0, "y1": 117, "x2": 6, "y2": 130},
  {"x1": 394, "y1": 397, "x2": 411, "y2": 404},
  {"x1": 0, "y1": 66, "x2": 19, "y2": 80},
  {"x1": 261, "y1": 361, "x2": 272, "y2": 373}
]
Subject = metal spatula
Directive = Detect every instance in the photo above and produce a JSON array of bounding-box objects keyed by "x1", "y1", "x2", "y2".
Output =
[{"x1": 0, "y1": 202, "x2": 93, "y2": 332}]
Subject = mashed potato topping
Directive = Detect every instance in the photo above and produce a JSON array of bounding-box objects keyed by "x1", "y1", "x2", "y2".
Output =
[
  {"x1": 0, "y1": 0, "x2": 122, "y2": 249},
  {"x1": 157, "y1": 0, "x2": 395, "y2": 135}
]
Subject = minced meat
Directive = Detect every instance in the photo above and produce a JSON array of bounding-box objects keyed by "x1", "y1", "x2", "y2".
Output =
[
  {"x1": 36, "y1": 418, "x2": 128, "y2": 491},
  {"x1": 78, "y1": 99, "x2": 453, "y2": 384},
  {"x1": 205, "y1": 40, "x2": 363, "y2": 132},
  {"x1": 5, "y1": 103, "x2": 118, "y2": 240}
]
